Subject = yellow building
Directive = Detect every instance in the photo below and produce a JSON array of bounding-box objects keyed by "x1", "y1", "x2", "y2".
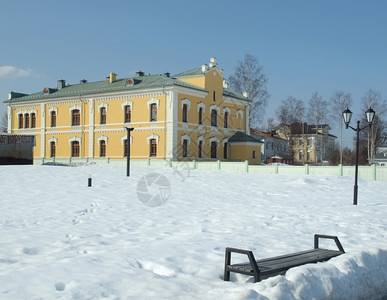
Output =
[
  {"x1": 4, "y1": 57, "x2": 262, "y2": 164},
  {"x1": 273, "y1": 123, "x2": 336, "y2": 165}
]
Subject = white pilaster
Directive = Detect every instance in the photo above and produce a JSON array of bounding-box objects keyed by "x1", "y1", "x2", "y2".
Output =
[
  {"x1": 40, "y1": 103, "x2": 46, "y2": 157},
  {"x1": 7, "y1": 106, "x2": 12, "y2": 133},
  {"x1": 89, "y1": 99, "x2": 94, "y2": 158}
]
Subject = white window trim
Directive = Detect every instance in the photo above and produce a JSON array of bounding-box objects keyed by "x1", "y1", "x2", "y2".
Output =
[
  {"x1": 69, "y1": 136, "x2": 81, "y2": 146},
  {"x1": 122, "y1": 100, "x2": 133, "y2": 111},
  {"x1": 49, "y1": 106, "x2": 58, "y2": 114},
  {"x1": 147, "y1": 98, "x2": 160, "y2": 109},
  {"x1": 69, "y1": 105, "x2": 82, "y2": 115},
  {"x1": 121, "y1": 134, "x2": 133, "y2": 145},
  {"x1": 48, "y1": 137, "x2": 58, "y2": 144},
  {"x1": 209, "y1": 136, "x2": 220, "y2": 144},
  {"x1": 181, "y1": 134, "x2": 191, "y2": 145},
  {"x1": 181, "y1": 98, "x2": 191, "y2": 110},
  {"x1": 223, "y1": 138, "x2": 229, "y2": 146},
  {"x1": 147, "y1": 133, "x2": 159, "y2": 144},
  {"x1": 237, "y1": 109, "x2": 243, "y2": 119},
  {"x1": 197, "y1": 102, "x2": 205, "y2": 112},
  {"x1": 98, "y1": 102, "x2": 108, "y2": 113},
  {"x1": 97, "y1": 135, "x2": 108, "y2": 144},
  {"x1": 210, "y1": 104, "x2": 220, "y2": 114},
  {"x1": 197, "y1": 135, "x2": 205, "y2": 146},
  {"x1": 223, "y1": 107, "x2": 231, "y2": 116}
]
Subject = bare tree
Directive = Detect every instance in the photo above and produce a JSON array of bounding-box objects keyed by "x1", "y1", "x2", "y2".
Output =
[
  {"x1": 0, "y1": 111, "x2": 7, "y2": 132},
  {"x1": 308, "y1": 92, "x2": 328, "y2": 164},
  {"x1": 276, "y1": 96, "x2": 305, "y2": 159},
  {"x1": 228, "y1": 54, "x2": 270, "y2": 128},
  {"x1": 359, "y1": 89, "x2": 387, "y2": 164},
  {"x1": 329, "y1": 91, "x2": 352, "y2": 165}
]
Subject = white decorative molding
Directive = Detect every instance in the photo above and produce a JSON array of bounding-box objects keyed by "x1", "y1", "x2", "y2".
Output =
[
  {"x1": 147, "y1": 98, "x2": 160, "y2": 109},
  {"x1": 237, "y1": 109, "x2": 243, "y2": 119},
  {"x1": 147, "y1": 133, "x2": 160, "y2": 144},
  {"x1": 121, "y1": 134, "x2": 133, "y2": 145},
  {"x1": 48, "y1": 137, "x2": 58, "y2": 144},
  {"x1": 69, "y1": 136, "x2": 81, "y2": 145},
  {"x1": 223, "y1": 107, "x2": 231, "y2": 116},
  {"x1": 223, "y1": 138, "x2": 229, "y2": 146},
  {"x1": 48, "y1": 106, "x2": 58, "y2": 114},
  {"x1": 122, "y1": 100, "x2": 133, "y2": 111},
  {"x1": 69, "y1": 104, "x2": 82, "y2": 115},
  {"x1": 209, "y1": 136, "x2": 220, "y2": 144},
  {"x1": 181, "y1": 98, "x2": 191, "y2": 110},
  {"x1": 181, "y1": 134, "x2": 191, "y2": 145},
  {"x1": 7, "y1": 106, "x2": 12, "y2": 133},
  {"x1": 97, "y1": 102, "x2": 108, "y2": 112},
  {"x1": 97, "y1": 135, "x2": 108, "y2": 143},
  {"x1": 197, "y1": 135, "x2": 205, "y2": 146},
  {"x1": 197, "y1": 102, "x2": 205, "y2": 112},
  {"x1": 210, "y1": 104, "x2": 220, "y2": 114}
]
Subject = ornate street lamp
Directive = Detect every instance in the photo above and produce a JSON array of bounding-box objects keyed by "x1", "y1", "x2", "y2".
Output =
[
  {"x1": 342, "y1": 107, "x2": 375, "y2": 205},
  {"x1": 126, "y1": 127, "x2": 134, "y2": 177}
]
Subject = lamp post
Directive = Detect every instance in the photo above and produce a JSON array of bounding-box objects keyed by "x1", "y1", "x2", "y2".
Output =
[
  {"x1": 126, "y1": 127, "x2": 134, "y2": 177},
  {"x1": 342, "y1": 107, "x2": 375, "y2": 205}
]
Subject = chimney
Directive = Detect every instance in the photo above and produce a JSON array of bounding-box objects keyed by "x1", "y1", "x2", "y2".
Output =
[
  {"x1": 243, "y1": 91, "x2": 249, "y2": 98},
  {"x1": 57, "y1": 79, "x2": 66, "y2": 89},
  {"x1": 223, "y1": 79, "x2": 228, "y2": 88},
  {"x1": 135, "y1": 71, "x2": 144, "y2": 77},
  {"x1": 201, "y1": 64, "x2": 208, "y2": 72},
  {"x1": 163, "y1": 72, "x2": 170, "y2": 77},
  {"x1": 80, "y1": 79, "x2": 87, "y2": 84},
  {"x1": 209, "y1": 57, "x2": 217, "y2": 68},
  {"x1": 109, "y1": 73, "x2": 117, "y2": 83}
]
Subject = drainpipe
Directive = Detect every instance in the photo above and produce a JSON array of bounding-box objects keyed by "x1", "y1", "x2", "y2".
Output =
[{"x1": 162, "y1": 85, "x2": 167, "y2": 160}]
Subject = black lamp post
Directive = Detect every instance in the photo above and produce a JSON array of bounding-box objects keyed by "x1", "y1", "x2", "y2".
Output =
[
  {"x1": 126, "y1": 127, "x2": 134, "y2": 177},
  {"x1": 342, "y1": 107, "x2": 375, "y2": 205}
]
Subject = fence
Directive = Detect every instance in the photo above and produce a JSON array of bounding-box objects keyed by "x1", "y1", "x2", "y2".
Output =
[{"x1": 34, "y1": 157, "x2": 387, "y2": 182}]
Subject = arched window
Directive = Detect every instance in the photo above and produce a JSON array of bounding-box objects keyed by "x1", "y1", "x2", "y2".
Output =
[
  {"x1": 150, "y1": 138, "x2": 157, "y2": 157},
  {"x1": 99, "y1": 140, "x2": 106, "y2": 157},
  {"x1": 72, "y1": 109, "x2": 80, "y2": 126},
  {"x1": 150, "y1": 104, "x2": 157, "y2": 121},
  {"x1": 18, "y1": 114, "x2": 23, "y2": 129},
  {"x1": 24, "y1": 114, "x2": 30, "y2": 128},
  {"x1": 31, "y1": 113, "x2": 36, "y2": 128},
  {"x1": 198, "y1": 107, "x2": 203, "y2": 125},
  {"x1": 71, "y1": 141, "x2": 80, "y2": 157},
  {"x1": 211, "y1": 109, "x2": 217, "y2": 127},
  {"x1": 224, "y1": 111, "x2": 229, "y2": 128},
  {"x1": 51, "y1": 111, "x2": 56, "y2": 127},
  {"x1": 198, "y1": 140, "x2": 203, "y2": 158},
  {"x1": 50, "y1": 141, "x2": 56, "y2": 158},
  {"x1": 124, "y1": 105, "x2": 131, "y2": 123},
  {"x1": 183, "y1": 139, "x2": 188, "y2": 157},
  {"x1": 100, "y1": 107, "x2": 106, "y2": 125},
  {"x1": 182, "y1": 104, "x2": 188, "y2": 122},
  {"x1": 211, "y1": 141, "x2": 217, "y2": 158},
  {"x1": 224, "y1": 142, "x2": 228, "y2": 159}
]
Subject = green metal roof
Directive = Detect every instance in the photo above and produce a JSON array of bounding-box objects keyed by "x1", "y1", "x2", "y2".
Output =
[
  {"x1": 4, "y1": 74, "x2": 207, "y2": 103},
  {"x1": 173, "y1": 67, "x2": 204, "y2": 77},
  {"x1": 375, "y1": 150, "x2": 387, "y2": 160},
  {"x1": 229, "y1": 131, "x2": 263, "y2": 144}
]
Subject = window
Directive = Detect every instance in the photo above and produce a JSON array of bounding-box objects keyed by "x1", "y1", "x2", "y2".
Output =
[
  {"x1": 24, "y1": 114, "x2": 30, "y2": 128},
  {"x1": 100, "y1": 140, "x2": 106, "y2": 157},
  {"x1": 307, "y1": 151, "x2": 311, "y2": 161},
  {"x1": 124, "y1": 105, "x2": 131, "y2": 123},
  {"x1": 51, "y1": 111, "x2": 56, "y2": 127},
  {"x1": 123, "y1": 139, "x2": 128, "y2": 157},
  {"x1": 50, "y1": 142, "x2": 56, "y2": 158},
  {"x1": 100, "y1": 107, "x2": 106, "y2": 125},
  {"x1": 252, "y1": 150, "x2": 256, "y2": 159},
  {"x1": 198, "y1": 141, "x2": 203, "y2": 158},
  {"x1": 211, "y1": 109, "x2": 217, "y2": 126},
  {"x1": 150, "y1": 104, "x2": 157, "y2": 121},
  {"x1": 18, "y1": 114, "x2": 23, "y2": 129},
  {"x1": 31, "y1": 113, "x2": 36, "y2": 128},
  {"x1": 224, "y1": 111, "x2": 229, "y2": 128},
  {"x1": 198, "y1": 107, "x2": 203, "y2": 125},
  {"x1": 72, "y1": 109, "x2": 80, "y2": 126},
  {"x1": 71, "y1": 141, "x2": 80, "y2": 157},
  {"x1": 182, "y1": 104, "x2": 188, "y2": 122},
  {"x1": 213, "y1": 91, "x2": 216, "y2": 101},
  {"x1": 298, "y1": 151, "x2": 303, "y2": 161},
  {"x1": 307, "y1": 138, "x2": 312, "y2": 147},
  {"x1": 150, "y1": 138, "x2": 157, "y2": 157},
  {"x1": 211, "y1": 141, "x2": 217, "y2": 158},
  {"x1": 224, "y1": 142, "x2": 228, "y2": 159},
  {"x1": 183, "y1": 139, "x2": 188, "y2": 157},
  {"x1": 299, "y1": 138, "x2": 303, "y2": 146}
]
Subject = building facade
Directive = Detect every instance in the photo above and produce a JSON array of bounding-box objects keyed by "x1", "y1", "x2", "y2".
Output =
[
  {"x1": 273, "y1": 123, "x2": 336, "y2": 165},
  {"x1": 4, "y1": 58, "x2": 262, "y2": 164},
  {"x1": 375, "y1": 138, "x2": 387, "y2": 166}
]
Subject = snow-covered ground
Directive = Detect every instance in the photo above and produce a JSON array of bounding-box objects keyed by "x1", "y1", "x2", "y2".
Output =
[{"x1": 0, "y1": 164, "x2": 386, "y2": 300}]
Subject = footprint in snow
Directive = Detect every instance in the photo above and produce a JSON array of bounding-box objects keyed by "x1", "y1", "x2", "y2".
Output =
[{"x1": 23, "y1": 247, "x2": 39, "y2": 255}]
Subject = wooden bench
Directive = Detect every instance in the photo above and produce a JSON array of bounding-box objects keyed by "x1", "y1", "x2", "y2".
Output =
[{"x1": 224, "y1": 234, "x2": 345, "y2": 283}]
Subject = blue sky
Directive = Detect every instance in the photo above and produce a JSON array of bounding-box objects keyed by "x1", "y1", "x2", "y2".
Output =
[{"x1": 1, "y1": 0, "x2": 386, "y2": 147}]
